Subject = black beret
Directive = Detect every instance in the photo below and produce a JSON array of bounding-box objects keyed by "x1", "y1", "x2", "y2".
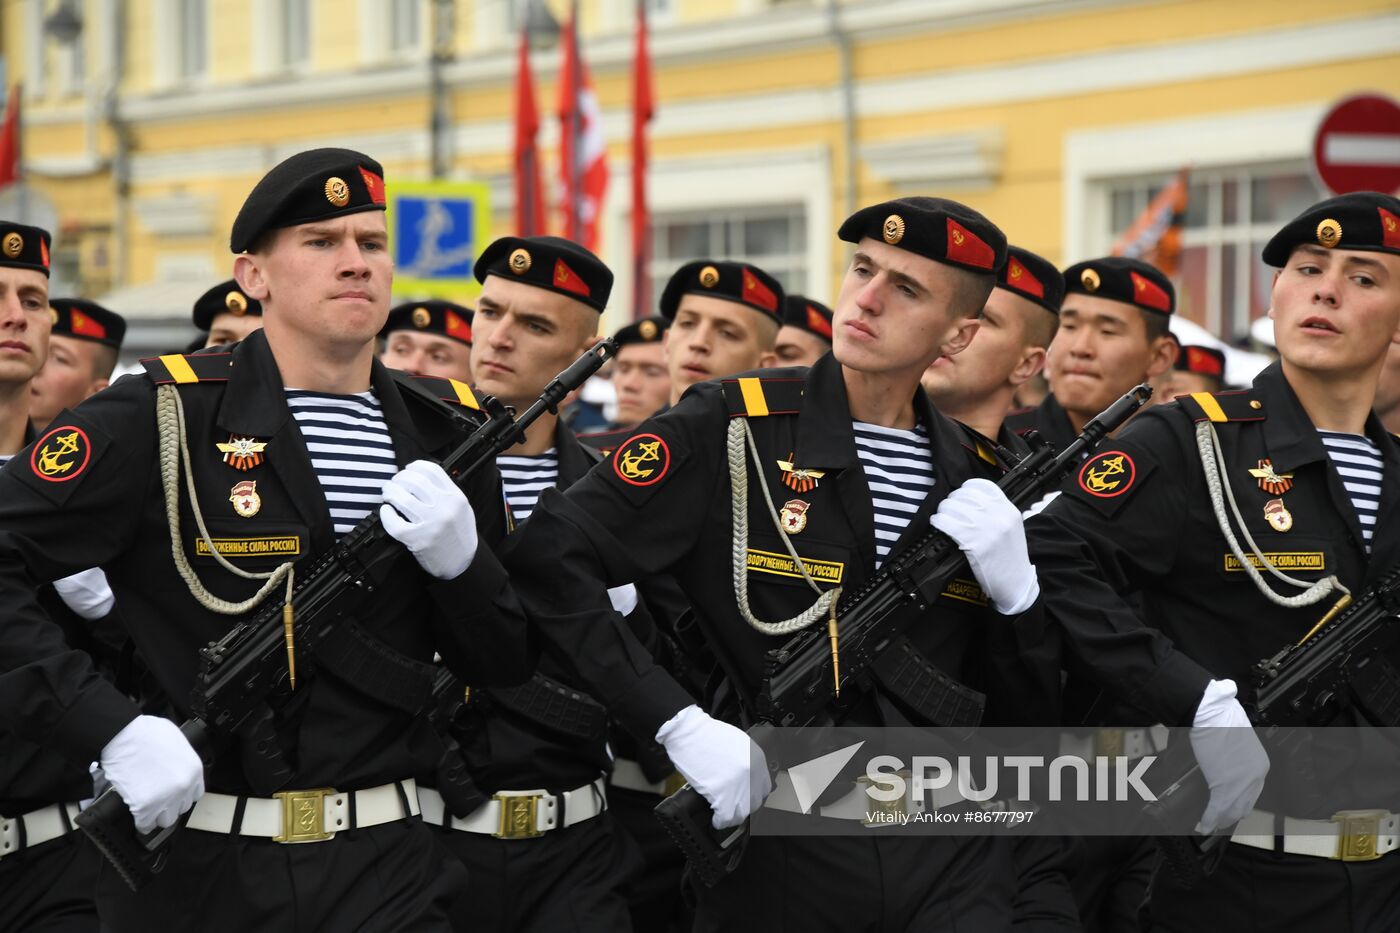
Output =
[
  {"x1": 1261, "y1": 191, "x2": 1400, "y2": 268},
  {"x1": 997, "y1": 246, "x2": 1064, "y2": 316},
  {"x1": 382, "y1": 299, "x2": 474, "y2": 345},
  {"x1": 193, "y1": 279, "x2": 263, "y2": 330},
  {"x1": 474, "y1": 235, "x2": 612, "y2": 314},
  {"x1": 231, "y1": 148, "x2": 387, "y2": 254},
  {"x1": 1063, "y1": 256, "x2": 1174, "y2": 315},
  {"x1": 1175, "y1": 344, "x2": 1226, "y2": 379},
  {"x1": 780, "y1": 295, "x2": 834, "y2": 343},
  {"x1": 0, "y1": 221, "x2": 52, "y2": 277},
  {"x1": 49, "y1": 298, "x2": 125, "y2": 349},
  {"x1": 658, "y1": 260, "x2": 784, "y2": 322},
  {"x1": 838, "y1": 197, "x2": 1007, "y2": 276},
  {"x1": 613, "y1": 315, "x2": 668, "y2": 349}
]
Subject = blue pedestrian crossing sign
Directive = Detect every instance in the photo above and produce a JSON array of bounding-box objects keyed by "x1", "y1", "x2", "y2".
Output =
[{"x1": 387, "y1": 181, "x2": 492, "y2": 298}]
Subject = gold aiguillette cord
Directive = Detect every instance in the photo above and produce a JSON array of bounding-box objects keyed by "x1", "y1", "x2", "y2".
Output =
[
  {"x1": 282, "y1": 572, "x2": 297, "y2": 689},
  {"x1": 828, "y1": 591, "x2": 841, "y2": 698}
]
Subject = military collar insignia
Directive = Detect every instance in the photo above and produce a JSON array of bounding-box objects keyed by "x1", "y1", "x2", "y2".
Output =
[
  {"x1": 779, "y1": 499, "x2": 810, "y2": 535},
  {"x1": 1263, "y1": 497, "x2": 1293, "y2": 533},
  {"x1": 777, "y1": 456, "x2": 825, "y2": 493},
  {"x1": 217, "y1": 434, "x2": 269, "y2": 471},
  {"x1": 230, "y1": 480, "x2": 261, "y2": 518},
  {"x1": 1247, "y1": 459, "x2": 1293, "y2": 495}
]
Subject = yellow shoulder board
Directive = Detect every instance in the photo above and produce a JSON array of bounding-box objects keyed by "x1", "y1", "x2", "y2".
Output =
[
  {"x1": 1175, "y1": 389, "x2": 1265, "y2": 424},
  {"x1": 721, "y1": 376, "x2": 804, "y2": 418},
  {"x1": 140, "y1": 350, "x2": 234, "y2": 385},
  {"x1": 409, "y1": 375, "x2": 481, "y2": 411}
]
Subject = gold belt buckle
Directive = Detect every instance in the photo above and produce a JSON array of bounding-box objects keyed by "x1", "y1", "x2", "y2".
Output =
[
  {"x1": 273, "y1": 787, "x2": 336, "y2": 843},
  {"x1": 1332, "y1": 809, "x2": 1388, "y2": 861},
  {"x1": 662, "y1": 772, "x2": 688, "y2": 798},
  {"x1": 1094, "y1": 728, "x2": 1125, "y2": 759},
  {"x1": 859, "y1": 770, "x2": 911, "y2": 827},
  {"x1": 494, "y1": 792, "x2": 544, "y2": 839}
]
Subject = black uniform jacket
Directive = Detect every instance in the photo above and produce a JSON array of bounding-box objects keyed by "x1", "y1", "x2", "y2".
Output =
[
  {"x1": 1027, "y1": 362, "x2": 1400, "y2": 806},
  {"x1": 0, "y1": 329, "x2": 529, "y2": 794},
  {"x1": 1005, "y1": 393, "x2": 1077, "y2": 453},
  {"x1": 502, "y1": 352, "x2": 1056, "y2": 742},
  {"x1": 458, "y1": 418, "x2": 614, "y2": 791}
]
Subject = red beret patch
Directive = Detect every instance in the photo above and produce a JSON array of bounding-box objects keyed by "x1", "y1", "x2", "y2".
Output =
[
  {"x1": 1129, "y1": 271, "x2": 1171, "y2": 312},
  {"x1": 1005, "y1": 256, "x2": 1044, "y2": 298},
  {"x1": 1381, "y1": 207, "x2": 1400, "y2": 250},
  {"x1": 445, "y1": 309, "x2": 472, "y2": 342},
  {"x1": 806, "y1": 305, "x2": 833, "y2": 339},
  {"x1": 946, "y1": 219, "x2": 995, "y2": 270},
  {"x1": 554, "y1": 258, "x2": 591, "y2": 297},
  {"x1": 742, "y1": 268, "x2": 778, "y2": 314},
  {"x1": 1185, "y1": 346, "x2": 1223, "y2": 377},
  {"x1": 359, "y1": 167, "x2": 386, "y2": 206},
  {"x1": 69, "y1": 309, "x2": 107, "y2": 340}
]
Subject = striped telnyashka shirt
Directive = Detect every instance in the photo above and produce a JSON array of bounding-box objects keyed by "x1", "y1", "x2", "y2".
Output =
[
  {"x1": 497, "y1": 451, "x2": 560, "y2": 525},
  {"x1": 1318, "y1": 430, "x2": 1384, "y2": 553},
  {"x1": 285, "y1": 389, "x2": 398, "y2": 538},
  {"x1": 851, "y1": 421, "x2": 936, "y2": 567}
]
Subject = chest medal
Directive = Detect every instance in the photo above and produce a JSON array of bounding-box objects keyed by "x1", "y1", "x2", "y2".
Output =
[
  {"x1": 1263, "y1": 497, "x2": 1293, "y2": 533},
  {"x1": 779, "y1": 499, "x2": 810, "y2": 535},
  {"x1": 231, "y1": 480, "x2": 262, "y2": 518}
]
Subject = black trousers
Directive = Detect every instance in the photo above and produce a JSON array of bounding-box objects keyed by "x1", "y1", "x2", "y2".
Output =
[
  {"x1": 1068, "y1": 836, "x2": 1155, "y2": 933},
  {"x1": 1012, "y1": 835, "x2": 1083, "y2": 931},
  {"x1": 1144, "y1": 842, "x2": 1400, "y2": 932},
  {"x1": 95, "y1": 820, "x2": 462, "y2": 933},
  {"x1": 431, "y1": 812, "x2": 641, "y2": 933},
  {"x1": 609, "y1": 786, "x2": 691, "y2": 933},
  {"x1": 0, "y1": 831, "x2": 100, "y2": 933},
  {"x1": 694, "y1": 831, "x2": 1017, "y2": 933}
]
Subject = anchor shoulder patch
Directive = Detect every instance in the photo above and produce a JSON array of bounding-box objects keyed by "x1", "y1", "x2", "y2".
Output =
[
  {"x1": 721, "y1": 375, "x2": 805, "y2": 418},
  {"x1": 140, "y1": 351, "x2": 234, "y2": 385},
  {"x1": 1175, "y1": 390, "x2": 1265, "y2": 425},
  {"x1": 1069, "y1": 443, "x2": 1159, "y2": 517},
  {"x1": 16, "y1": 411, "x2": 113, "y2": 506}
]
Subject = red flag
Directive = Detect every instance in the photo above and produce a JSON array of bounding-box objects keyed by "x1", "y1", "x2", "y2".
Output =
[
  {"x1": 557, "y1": 3, "x2": 609, "y2": 250},
  {"x1": 1112, "y1": 167, "x2": 1189, "y2": 277},
  {"x1": 0, "y1": 85, "x2": 21, "y2": 191},
  {"x1": 513, "y1": 26, "x2": 545, "y2": 236},
  {"x1": 631, "y1": 1, "x2": 654, "y2": 318}
]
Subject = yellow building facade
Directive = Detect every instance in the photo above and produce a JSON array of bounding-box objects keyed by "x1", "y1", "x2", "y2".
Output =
[{"x1": 4, "y1": 0, "x2": 1399, "y2": 354}]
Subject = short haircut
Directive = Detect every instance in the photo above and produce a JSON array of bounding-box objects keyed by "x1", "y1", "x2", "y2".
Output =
[
  {"x1": 1021, "y1": 305, "x2": 1059, "y2": 351},
  {"x1": 92, "y1": 344, "x2": 119, "y2": 381},
  {"x1": 755, "y1": 312, "x2": 780, "y2": 351},
  {"x1": 951, "y1": 269, "x2": 997, "y2": 319},
  {"x1": 1139, "y1": 308, "x2": 1171, "y2": 342}
]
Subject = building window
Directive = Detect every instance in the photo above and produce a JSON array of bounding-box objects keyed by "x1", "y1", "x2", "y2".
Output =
[
  {"x1": 389, "y1": 0, "x2": 423, "y2": 53},
  {"x1": 174, "y1": 0, "x2": 210, "y2": 80},
  {"x1": 1104, "y1": 166, "x2": 1322, "y2": 343},
  {"x1": 278, "y1": 0, "x2": 311, "y2": 68},
  {"x1": 648, "y1": 207, "x2": 808, "y2": 309},
  {"x1": 25, "y1": 0, "x2": 48, "y2": 98}
]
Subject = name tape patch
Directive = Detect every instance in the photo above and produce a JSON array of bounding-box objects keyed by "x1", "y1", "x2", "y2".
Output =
[
  {"x1": 1223, "y1": 552, "x2": 1324, "y2": 573},
  {"x1": 745, "y1": 548, "x2": 844, "y2": 585},
  {"x1": 195, "y1": 536, "x2": 302, "y2": 559}
]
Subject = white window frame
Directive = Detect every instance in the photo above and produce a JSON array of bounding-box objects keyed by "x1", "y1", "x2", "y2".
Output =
[
  {"x1": 24, "y1": 0, "x2": 48, "y2": 99},
  {"x1": 596, "y1": 146, "x2": 833, "y2": 335},
  {"x1": 387, "y1": 0, "x2": 426, "y2": 57},
  {"x1": 156, "y1": 0, "x2": 211, "y2": 86}
]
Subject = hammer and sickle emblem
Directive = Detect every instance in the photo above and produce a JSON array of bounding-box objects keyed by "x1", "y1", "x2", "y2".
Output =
[
  {"x1": 951, "y1": 229, "x2": 965, "y2": 246},
  {"x1": 618, "y1": 441, "x2": 662, "y2": 481},
  {"x1": 1084, "y1": 454, "x2": 1126, "y2": 493},
  {"x1": 36, "y1": 432, "x2": 81, "y2": 477}
]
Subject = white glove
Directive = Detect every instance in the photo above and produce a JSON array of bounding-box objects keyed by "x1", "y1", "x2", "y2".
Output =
[
  {"x1": 929, "y1": 478, "x2": 1039, "y2": 615},
  {"x1": 607, "y1": 583, "x2": 639, "y2": 616},
  {"x1": 1190, "y1": 679, "x2": 1269, "y2": 834},
  {"x1": 1021, "y1": 490, "x2": 1061, "y2": 521},
  {"x1": 52, "y1": 567, "x2": 116, "y2": 621},
  {"x1": 99, "y1": 716, "x2": 205, "y2": 834},
  {"x1": 656, "y1": 704, "x2": 772, "y2": 829},
  {"x1": 380, "y1": 460, "x2": 478, "y2": 580}
]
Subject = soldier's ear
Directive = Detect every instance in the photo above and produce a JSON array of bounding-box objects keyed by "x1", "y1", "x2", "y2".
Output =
[
  {"x1": 234, "y1": 254, "x2": 270, "y2": 302},
  {"x1": 940, "y1": 317, "x2": 980, "y2": 359},
  {"x1": 1144, "y1": 334, "x2": 1178, "y2": 379},
  {"x1": 1009, "y1": 345, "x2": 1046, "y2": 388}
]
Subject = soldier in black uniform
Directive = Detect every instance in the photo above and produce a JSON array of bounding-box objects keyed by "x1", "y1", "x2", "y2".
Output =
[
  {"x1": 28, "y1": 299, "x2": 125, "y2": 434},
  {"x1": 192, "y1": 278, "x2": 263, "y2": 349},
  {"x1": 0, "y1": 221, "x2": 106, "y2": 933},
  {"x1": 0, "y1": 150, "x2": 531, "y2": 932},
  {"x1": 1027, "y1": 192, "x2": 1400, "y2": 931},
  {"x1": 502, "y1": 197, "x2": 1060, "y2": 931},
  {"x1": 1005, "y1": 257, "x2": 1178, "y2": 453},
  {"x1": 577, "y1": 315, "x2": 669, "y2": 454},
  {"x1": 772, "y1": 294, "x2": 834, "y2": 366},
  {"x1": 380, "y1": 299, "x2": 475, "y2": 383},
  {"x1": 410, "y1": 234, "x2": 642, "y2": 933},
  {"x1": 921, "y1": 245, "x2": 1062, "y2": 455}
]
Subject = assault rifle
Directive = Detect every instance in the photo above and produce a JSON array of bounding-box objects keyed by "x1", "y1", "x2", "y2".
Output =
[
  {"x1": 655, "y1": 384, "x2": 1153, "y2": 886},
  {"x1": 77, "y1": 341, "x2": 616, "y2": 890},
  {"x1": 1137, "y1": 538, "x2": 1400, "y2": 885}
]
